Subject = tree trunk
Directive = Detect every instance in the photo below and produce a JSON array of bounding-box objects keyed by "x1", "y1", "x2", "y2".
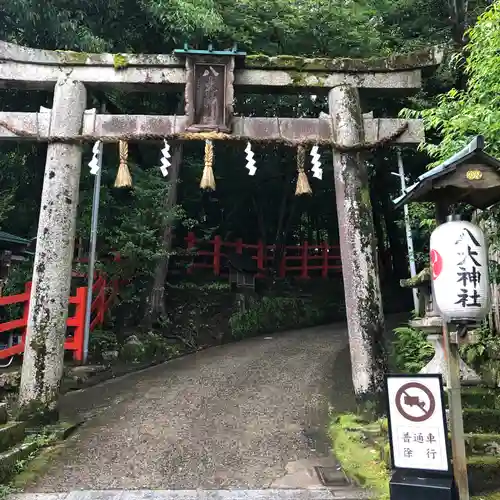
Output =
[
  {"x1": 329, "y1": 85, "x2": 387, "y2": 408},
  {"x1": 252, "y1": 195, "x2": 267, "y2": 244},
  {"x1": 143, "y1": 143, "x2": 183, "y2": 327},
  {"x1": 18, "y1": 76, "x2": 86, "y2": 420},
  {"x1": 447, "y1": 0, "x2": 469, "y2": 89},
  {"x1": 307, "y1": 211, "x2": 313, "y2": 243},
  {"x1": 372, "y1": 199, "x2": 387, "y2": 283},
  {"x1": 281, "y1": 198, "x2": 297, "y2": 249},
  {"x1": 273, "y1": 172, "x2": 293, "y2": 271}
]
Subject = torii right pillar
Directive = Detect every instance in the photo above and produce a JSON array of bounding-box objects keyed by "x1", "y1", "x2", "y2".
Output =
[{"x1": 329, "y1": 85, "x2": 387, "y2": 406}]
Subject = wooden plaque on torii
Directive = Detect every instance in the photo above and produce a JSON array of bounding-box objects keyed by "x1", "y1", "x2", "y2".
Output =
[{"x1": 174, "y1": 46, "x2": 246, "y2": 133}]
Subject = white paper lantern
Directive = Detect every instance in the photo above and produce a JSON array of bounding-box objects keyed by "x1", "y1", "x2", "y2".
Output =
[{"x1": 430, "y1": 219, "x2": 490, "y2": 324}]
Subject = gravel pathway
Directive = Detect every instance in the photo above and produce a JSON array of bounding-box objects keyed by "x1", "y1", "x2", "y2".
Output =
[{"x1": 25, "y1": 323, "x2": 360, "y2": 493}]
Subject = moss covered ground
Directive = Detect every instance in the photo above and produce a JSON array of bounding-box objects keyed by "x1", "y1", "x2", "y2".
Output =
[{"x1": 330, "y1": 387, "x2": 500, "y2": 499}]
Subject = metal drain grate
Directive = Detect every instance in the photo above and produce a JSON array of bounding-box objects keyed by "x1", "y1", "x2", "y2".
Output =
[{"x1": 314, "y1": 466, "x2": 349, "y2": 486}]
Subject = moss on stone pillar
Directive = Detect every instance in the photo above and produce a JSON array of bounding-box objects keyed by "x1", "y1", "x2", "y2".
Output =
[{"x1": 329, "y1": 85, "x2": 387, "y2": 411}]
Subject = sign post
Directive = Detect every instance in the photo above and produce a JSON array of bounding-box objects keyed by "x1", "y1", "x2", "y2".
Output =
[
  {"x1": 387, "y1": 374, "x2": 457, "y2": 500},
  {"x1": 442, "y1": 321, "x2": 469, "y2": 499}
]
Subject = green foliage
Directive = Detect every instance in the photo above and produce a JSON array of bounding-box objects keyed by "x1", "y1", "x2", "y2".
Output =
[
  {"x1": 406, "y1": 201, "x2": 437, "y2": 268},
  {"x1": 0, "y1": 422, "x2": 84, "y2": 498},
  {"x1": 401, "y1": 1, "x2": 500, "y2": 161},
  {"x1": 0, "y1": 485, "x2": 15, "y2": 500},
  {"x1": 392, "y1": 325, "x2": 434, "y2": 373},
  {"x1": 112, "y1": 54, "x2": 128, "y2": 69},
  {"x1": 119, "y1": 337, "x2": 146, "y2": 363},
  {"x1": 1, "y1": 261, "x2": 32, "y2": 297},
  {"x1": 0, "y1": 261, "x2": 33, "y2": 322},
  {"x1": 143, "y1": 0, "x2": 224, "y2": 38},
  {"x1": 461, "y1": 322, "x2": 494, "y2": 369},
  {"x1": 77, "y1": 165, "x2": 186, "y2": 326},
  {"x1": 229, "y1": 296, "x2": 322, "y2": 339},
  {"x1": 163, "y1": 280, "x2": 234, "y2": 347},
  {"x1": 400, "y1": 2, "x2": 500, "y2": 393},
  {"x1": 0, "y1": 191, "x2": 15, "y2": 230},
  {"x1": 216, "y1": 0, "x2": 385, "y2": 57},
  {"x1": 14, "y1": 434, "x2": 53, "y2": 474},
  {"x1": 87, "y1": 327, "x2": 182, "y2": 363},
  {"x1": 142, "y1": 332, "x2": 181, "y2": 360},
  {"x1": 329, "y1": 414, "x2": 390, "y2": 499},
  {"x1": 168, "y1": 281, "x2": 230, "y2": 292},
  {"x1": 88, "y1": 330, "x2": 118, "y2": 360},
  {"x1": 118, "y1": 332, "x2": 181, "y2": 363},
  {"x1": 0, "y1": 0, "x2": 223, "y2": 52},
  {"x1": 460, "y1": 322, "x2": 500, "y2": 388}
]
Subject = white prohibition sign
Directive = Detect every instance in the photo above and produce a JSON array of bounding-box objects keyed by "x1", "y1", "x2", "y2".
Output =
[{"x1": 387, "y1": 375, "x2": 449, "y2": 472}]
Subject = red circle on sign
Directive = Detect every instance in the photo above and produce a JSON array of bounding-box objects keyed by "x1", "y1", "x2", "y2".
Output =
[{"x1": 430, "y1": 249, "x2": 443, "y2": 280}]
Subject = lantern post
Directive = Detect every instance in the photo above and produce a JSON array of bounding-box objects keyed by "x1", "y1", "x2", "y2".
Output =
[
  {"x1": 392, "y1": 150, "x2": 418, "y2": 312},
  {"x1": 442, "y1": 320, "x2": 468, "y2": 499},
  {"x1": 430, "y1": 215, "x2": 491, "y2": 500},
  {"x1": 83, "y1": 104, "x2": 106, "y2": 364},
  {"x1": 83, "y1": 139, "x2": 103, "y2": 364},
  {"x1": 393, "y1": 136, "x2": 500, "y2": 500}
]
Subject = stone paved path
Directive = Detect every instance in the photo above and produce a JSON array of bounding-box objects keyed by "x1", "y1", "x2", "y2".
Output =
[
  {"x1": 14, "y1": 490, "x2": 371, "y2": 500},
  {"x1": 21, "y1": 323, "x2": 372, "y2": 497}
]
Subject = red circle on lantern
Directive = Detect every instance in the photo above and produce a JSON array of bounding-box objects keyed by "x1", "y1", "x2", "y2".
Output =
[{"x1": 430, "y1": 249, "x2": 443, "y2": 280}]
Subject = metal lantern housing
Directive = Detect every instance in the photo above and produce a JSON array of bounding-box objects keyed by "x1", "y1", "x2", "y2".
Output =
[
  {"x1": 394, "y1": 136, "x2": 500, "y2": 211},
  {"x1": 430, "y1": 218, "x2": 490, "y2": 324}
]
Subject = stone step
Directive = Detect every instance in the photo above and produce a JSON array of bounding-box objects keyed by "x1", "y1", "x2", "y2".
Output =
[
  {"x1": 11, "y1": 490, "x2": 373, "y2": 500},
  {"x1": 463, "y1": 408, "x2": 500, "y2": 433},
  {"x1": 468, "y1": 455, "x2": 500, "y2": 493},
  {"x1": 0, "y1": 438, "x2": 38, "y2": 483},
  {"x1": 465, "y1": 433, "x2": 500, "y2": 456},
  {"x1": 0, "y1": 402, "x2": 8, "y2": 424},
  {"x1": 445, "y1": 387, "x2": 500, "y2": 410},
  {"x1": 0, "y1": 421, "x2": 27, "y2": 452}
]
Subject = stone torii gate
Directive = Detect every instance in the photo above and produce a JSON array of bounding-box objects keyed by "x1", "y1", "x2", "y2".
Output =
[{"x1": 0, "y1": 40, "x2": 442, "y2": 417}]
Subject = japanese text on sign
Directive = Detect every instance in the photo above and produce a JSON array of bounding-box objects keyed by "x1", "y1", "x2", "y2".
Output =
[
  {"x1": 387, "y1": 375, "x2": 449, "y2": 472},
  {"x1": 455, "y1": 227, "x2": 482, "y2": 309}
]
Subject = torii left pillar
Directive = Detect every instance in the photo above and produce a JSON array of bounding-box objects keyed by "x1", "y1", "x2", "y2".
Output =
[{"x1": 18, "y1": 76, "x2": 86, "y2": 420}]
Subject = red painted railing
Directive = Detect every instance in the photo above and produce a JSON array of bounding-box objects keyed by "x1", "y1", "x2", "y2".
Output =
[
  {"x1": 185, "y1": 232, "x2": 342, "y2": 279},
  {"x1": 0, "y1": 283, "x2": 87, "y2": 361},
  {"x1": 90, "y1": 274, "x2": 117, "y2": 331},
  {"x1": 0, "y1": 273, "x2": 117, "y2": 362}
]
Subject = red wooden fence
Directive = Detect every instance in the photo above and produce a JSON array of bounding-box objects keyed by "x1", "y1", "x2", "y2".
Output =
[
  {"x1": 185, "y1": 232, "x2": 342, "y2": 279},
  {"x1": 0, "y1": 273, "x2": 116, "y2": 362},
  {"x1": 90, "y1": 274, "x2": 117, "y2": 331}
]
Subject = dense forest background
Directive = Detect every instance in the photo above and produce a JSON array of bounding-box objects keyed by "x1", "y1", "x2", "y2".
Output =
[{"x1": 0, "y1": 0, "x2": 497, "y2": 345}]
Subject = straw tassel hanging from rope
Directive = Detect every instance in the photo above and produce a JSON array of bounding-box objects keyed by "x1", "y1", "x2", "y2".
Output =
[
  {"x1": 295, "y1": 145, "x2": 312, "y2": 196},
  {"x1": 114, "y1": 140, "x2": 132, "y2": 188},
  {"x1": 200, "y1": 139, "x2": 216, "y2": 190}
]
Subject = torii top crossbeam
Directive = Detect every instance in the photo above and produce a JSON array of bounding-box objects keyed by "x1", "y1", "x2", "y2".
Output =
[
  {"x1": 0, "y1": 40, "x2": 443, "y2": 92},
  {"x1": 0, "y1": 41, "x2": 442, "y2": 144}
]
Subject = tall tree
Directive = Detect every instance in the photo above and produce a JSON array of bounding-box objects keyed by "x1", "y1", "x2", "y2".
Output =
[{"x1": 402, "y1": 1, "x2": 500, "y2": 160}]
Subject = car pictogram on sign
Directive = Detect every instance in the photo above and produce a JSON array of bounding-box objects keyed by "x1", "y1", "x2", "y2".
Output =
[{"x1": 395, "y1": 382, "x2": 436, "y2": 422}]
